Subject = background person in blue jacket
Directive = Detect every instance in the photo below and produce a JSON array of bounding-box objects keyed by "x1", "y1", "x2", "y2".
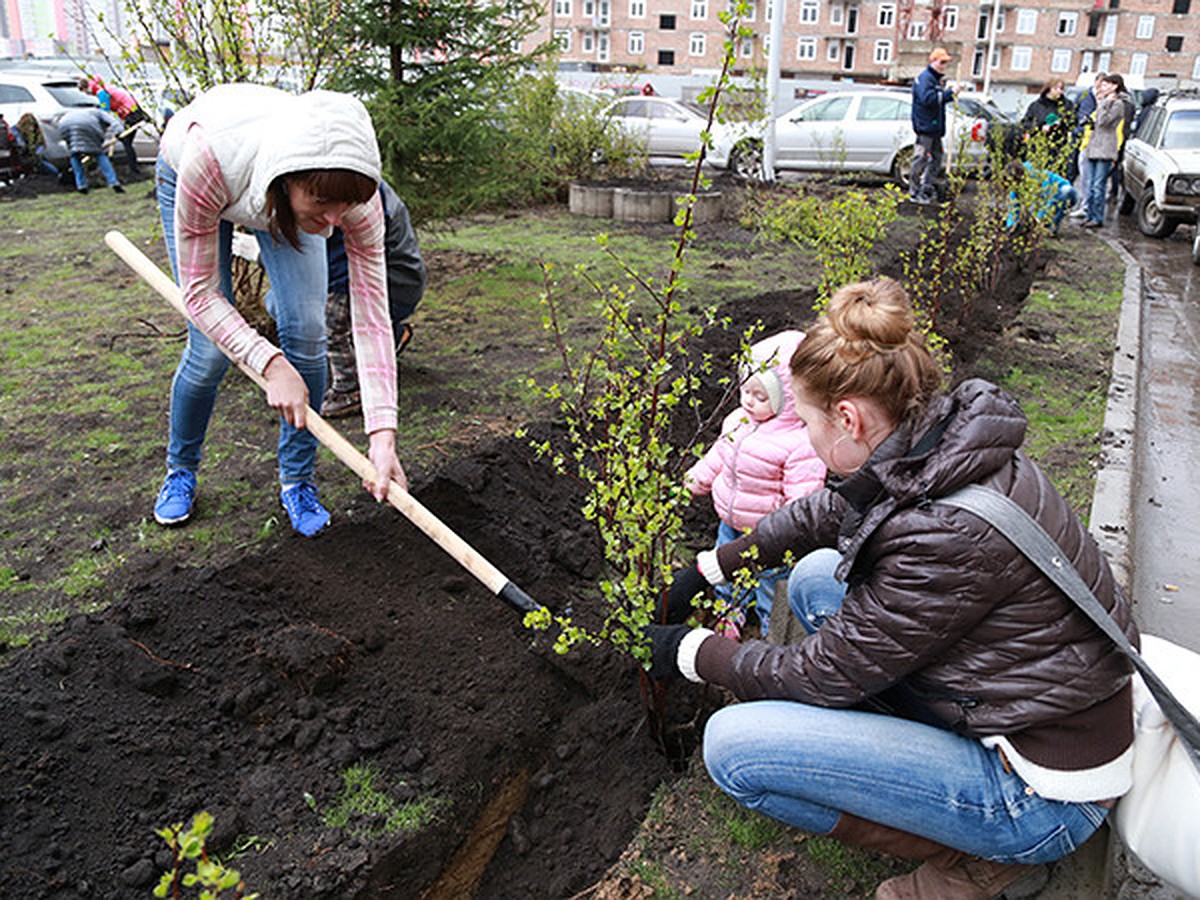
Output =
[
  {"x1": 321, "y1": 181, "x2": 426, "y2": 418},
  {"x1": 909, "y1": 47, "x2": 957, "y2": 203}
]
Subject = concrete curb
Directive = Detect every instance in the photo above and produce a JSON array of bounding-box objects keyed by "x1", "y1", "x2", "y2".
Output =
[{"x1": 1088, "y1": 234, "x2": 1142, "y2": 593}]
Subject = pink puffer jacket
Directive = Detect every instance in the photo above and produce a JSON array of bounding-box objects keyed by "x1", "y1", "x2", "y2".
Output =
[{"x1": 686, "y1": 331, "x2": 827, "y2": 530}]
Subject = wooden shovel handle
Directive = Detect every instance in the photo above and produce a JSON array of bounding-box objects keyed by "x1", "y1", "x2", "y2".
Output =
[{"x1": 105, "y1": 230, "x2": 541, "y2": 614}]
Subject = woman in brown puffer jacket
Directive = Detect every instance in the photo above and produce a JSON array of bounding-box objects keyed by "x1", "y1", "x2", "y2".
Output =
[{"x1": 646, "y1": 277, "x2": 1136, "y2": 900}]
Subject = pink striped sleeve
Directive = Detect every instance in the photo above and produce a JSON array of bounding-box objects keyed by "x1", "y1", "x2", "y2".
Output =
[
  {"x1": 340, "y1": 194, "x2": 398, "y2": 435},
  {"x1": 172, "y1": 131, "x2": 279, "y2": 375}
]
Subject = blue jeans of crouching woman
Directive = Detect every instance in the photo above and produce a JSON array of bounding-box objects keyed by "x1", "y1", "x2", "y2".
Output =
[
  {"x1": 707, "y1": 547, "x2": 1111, "y2": 863},
  {"x1": 156, "y1": 158, "x2": 328, "y2": 484}
]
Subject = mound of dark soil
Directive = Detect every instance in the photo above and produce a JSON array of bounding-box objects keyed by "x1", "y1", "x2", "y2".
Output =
[{"x1": 0, "y1": 227, "x2": 1040, "y2": 898}]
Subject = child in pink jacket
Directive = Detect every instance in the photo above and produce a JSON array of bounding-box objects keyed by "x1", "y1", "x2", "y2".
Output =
[{"x1": 685, "y1": 329, "x2": 826, "y2": 638}]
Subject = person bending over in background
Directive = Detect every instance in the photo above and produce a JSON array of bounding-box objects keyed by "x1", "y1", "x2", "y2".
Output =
[
  {"x1": 80, "y1": 75, "x2": 151, "y2": 176},
  {"x1": 649, "y1": 276, "x2": 1135, "y2": 899},
  {"x1": 320, "y1": 180, "x2": 425, "y2": 419},
  {"x1": 151, "y1": 83, "x2": 405, "y2": 536},
  {"x1": 58, "y1": 107, "x2": 124, "y2": 194},
  {"x1": 683, "y1": 330, "x2": 826, "y2": 639}
]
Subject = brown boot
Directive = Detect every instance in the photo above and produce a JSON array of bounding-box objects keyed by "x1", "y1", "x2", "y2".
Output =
[
  {"x1": 874, "y1": 855, "x2": 1050, "y2": 899},
  {"x1": 828, "y1": 812, "x2": 963, "y2": 868},
  {"x1": 826, "y1": 814, "x2": 1048, "y2": 900}
]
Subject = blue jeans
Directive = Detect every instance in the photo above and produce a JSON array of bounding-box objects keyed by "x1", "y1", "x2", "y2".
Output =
[
  {"x1": 713, "y1": 520, "x2": 788, "y2": 632},
  {"x1": 703, "y1": 701, "x2": 1109, "y2": 863},
  {"x1": 69, "y1": 152, "x2": 119, "y2": 189},
  {"x1": 1082, "y1": 158, "x2": 1113, "y2": 224},
  {"x1": 156, "y1": 158, "x2": 328, "y2": 483},
  {"x1": 787, "y1": 547, "x2": 847, "y2": 634}
]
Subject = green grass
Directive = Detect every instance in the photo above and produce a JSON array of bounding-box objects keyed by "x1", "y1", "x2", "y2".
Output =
[{"x1": 320, "y1": 763, "x2": 445, "y2": 840}]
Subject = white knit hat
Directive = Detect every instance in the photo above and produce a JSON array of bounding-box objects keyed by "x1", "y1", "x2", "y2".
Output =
[{"x1": 739, "y1": 361, "x2": 785, "y2": 415}]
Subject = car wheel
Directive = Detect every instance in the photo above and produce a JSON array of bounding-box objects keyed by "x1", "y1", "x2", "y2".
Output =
[
  {"x1": 1135, "y1": 187, "x2": 1179, "y2": 238},
  {"x1": 1117, "y1": 187, "x2": 1135, "y2": 216},
  {"x1": 730, "y1": 140, "x2": 766, "y2": 182},
  {"x1": 892, "y1": 146, "x2": 914, "y2": 190}
]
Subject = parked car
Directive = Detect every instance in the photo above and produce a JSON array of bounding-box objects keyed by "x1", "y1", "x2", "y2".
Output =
[
  {"x1": 602, "y1": 95, "x2": 719, "y2": 161},
  {"x1": 708, "y1": 87, "x2": 1002, "y2": 186},
  {"x1": 0, "y1": 70, "x2": 99, "y2": 165},
  {"x1": 1118, "y1": 90, "x2": 1200, "y2": 241}
]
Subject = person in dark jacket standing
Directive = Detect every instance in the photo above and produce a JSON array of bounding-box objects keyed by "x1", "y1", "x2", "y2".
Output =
[
  {"x1": 908, "y1": 47, "x2": 957, "y2": 203},
  {"x1": 320, "y1": 180, "x2": 426, "y2": 418},
  {"x1": 57, "y1": 107, "x2": 125, "y2": 194},
  {"x1": 646, "y1": 277, "x2": 1136, "y2": 899},
  {"x1": 1020, "y1": 79, "x2": 1076, "y2": 177}
]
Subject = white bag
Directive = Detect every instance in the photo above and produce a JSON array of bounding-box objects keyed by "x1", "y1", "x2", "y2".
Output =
[{"x1": 1113, "y1": 635, "x2": 1200, "y2": 898}]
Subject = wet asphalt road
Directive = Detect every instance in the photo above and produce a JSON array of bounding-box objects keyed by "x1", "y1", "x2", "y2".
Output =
[{"x1": 1108, "y1": 215, "x2": 1200, "y2": 653}]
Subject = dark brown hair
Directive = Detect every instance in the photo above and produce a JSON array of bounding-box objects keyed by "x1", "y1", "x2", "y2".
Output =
[
  {"x1": 790, "y1": 278, "x2": 943, "y2": 424},
  {"x1": 265, "y1": 168, "x2": 377, "y2": 249}
]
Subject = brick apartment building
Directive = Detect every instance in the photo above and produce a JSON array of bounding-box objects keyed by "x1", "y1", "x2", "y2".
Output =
[{"x1": 527, "y1": 0, "x2": 1199, "y2": 99}]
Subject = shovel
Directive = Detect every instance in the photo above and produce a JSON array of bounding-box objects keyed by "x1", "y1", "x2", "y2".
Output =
[{"x1": 104, "y1": 230, "x2": 542, "y2": 616}]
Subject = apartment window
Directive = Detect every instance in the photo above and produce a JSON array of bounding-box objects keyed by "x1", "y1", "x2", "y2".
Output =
[
  {"x1": 740, "y1": 35, "x2": 755, "y2": 56},
  {"x1": 1193, "y1": 54, "x2": 1200, "y2": 79},
  {"x1": 660, "y1": 13, "x2": 676, "y2": 28},
  {"x1": 908, "y1": 20, "x2": 926, "y2": 40},
  {"x1": 1172, "y1": 0, "x2": 1190, "y2": 12},
  {"x1": 842, "y1": 41, "x2": 855, "y2": 69},
  {"x1": 629, "y1": 0, "x2": 645, "y2": 16},
  {"x1": 1080, "y1": 51, "x2": 1095, "y2": 73},
  {"x1": 553, "y1": 28, "x2": 571, "y2": 51},
  {"x1": 1011, "y1": 45, "x2": 1032, "y2": 71},
  {"x1": 689, "y1": 32, "x2": 706, "y2": 54},
  {"x1": 874, "y1": 39, "x2": 892, "y2": 64},
  {"x1": 878, "y1": 3, "x2": 895, "y2": 27},
  {"x1": 584, "y1": 0, "x2": 595, "y2": 15},
  {"x1": 628, "y1": 30, "x2": 644, "y2": 53},
  {"x1": 658, "y1": 49, "x2": 675, "y2": 64},
  {"x1": 797, "y1": 36, "x2": 817, "y2": 59},
  {"x1": 763, "y1": 33, "x2": 772, "y2": 52},
  {"x1": 1015, "y1": 10, "x2": 1037, "y2": 35},
  {"x1": 691, "y1": 0, "x2": 707, "y2": 19},
  {"x1": 1130, "y1": 53, "x2": 1148, "y2": 75},
  {"x1": 744, "y1": 1, "x2": 757, "y2": 21},
  {"x1": 1098, "y1": 51, "x2": 1112, "y2": 71},
  {"x1": 972, "y1": 48, "x2": 985, "y2": 77},
  {"x1": 1050, "y1": 48, "x2": 1071, "y2": 73},
  {"x1": 976, "y1": 10, "x2": 990, "y2": 40},
  {"x1": 831, "y1": 2, "x2": 844, "y2": 25},
  {"x1": 1166, "y1": 35, "x2": 1184, "y2": 52},
  {"x1": 1056, "y1": 12, "x2": 1077, "y2": 36},
  {"x1": 766, "y1": 0, "x2": 774, "y2": 20},
  {"x1": 1102, "y1": 15, "x2": 1117, "y2": 46},
  {"x1": 828, "y1": 38, "x2": 841, "y2": 62},
  {"x1": 597, "y1": 0, "x2": 611, "y2": 26},
  {"x1": 598, "y1": 32, "x2": 610, "y2": 61},
  {"x1": 554, "y1": 0, "x2": 571, "y2": 17},
  {"x1": 582, "y1": 30, "x2": 595, "y2": 52},
  {"x1": 800, "y1": 0, "x2": 819, "y2": 24},
  {"x1": 1087, "y1": 13, "x2": 1100, "y2": 37},
  {"x1": 942, "y1": 7, "x2": 958, "y2": 30},
  {"x1": 1136, "y1": 15, "x2": 1153, "y2": 39},
  {"x1": 846, "y1": 4, "x2": 858, "y2": 33}
]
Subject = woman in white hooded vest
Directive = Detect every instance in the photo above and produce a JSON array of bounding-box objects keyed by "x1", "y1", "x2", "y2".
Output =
[{"x1": 151, "y1": 83, "x2": 404, "y2": 536}]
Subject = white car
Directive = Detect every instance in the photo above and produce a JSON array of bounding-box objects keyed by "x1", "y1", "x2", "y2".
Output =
[
  {"x1": 709, "y1": 87, "x2": 1000, "y2": 186},
  {"x1": 0, "y1": 69, "x2": 100, "y2": 165},
  {"x1": 1119, "y1": 91, "x2": 1200, "y2": 245},
  {"x1": 602, "y1": 95, "x2": 720, "y2": 162}
]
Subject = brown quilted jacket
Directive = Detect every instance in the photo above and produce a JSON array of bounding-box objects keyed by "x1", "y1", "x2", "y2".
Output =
[{"x1": 703, "y1": 379, "x2": 1135, "y2": 771}]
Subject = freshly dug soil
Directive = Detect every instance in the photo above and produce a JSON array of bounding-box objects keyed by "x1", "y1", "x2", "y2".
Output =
[{"x1": 0, "y1": 197, "x2": 1046, "y2": 898}]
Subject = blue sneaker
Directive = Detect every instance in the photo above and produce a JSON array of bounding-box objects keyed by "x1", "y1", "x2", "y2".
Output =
[
  {"x1": 154, "y1": 469, "x2": 197, "y2": 526},
  {"x1": 280, "y1": 482, "x2": 330, "y2": 537}
]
